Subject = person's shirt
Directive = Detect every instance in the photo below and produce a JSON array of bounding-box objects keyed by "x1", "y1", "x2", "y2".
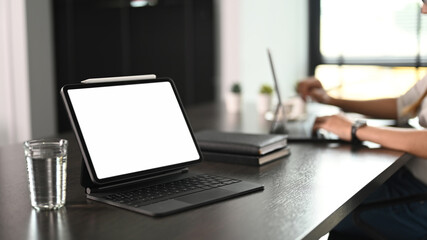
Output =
[{"x1": 397, "y1": 74, "x2": 427, "y2": 185}]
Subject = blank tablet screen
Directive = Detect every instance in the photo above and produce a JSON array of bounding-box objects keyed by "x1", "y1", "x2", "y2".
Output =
[{"x1": 67, "y1": 81, "x2": 200, "y2": 179}]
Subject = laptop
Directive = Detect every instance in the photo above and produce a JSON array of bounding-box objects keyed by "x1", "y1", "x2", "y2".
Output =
[
  {"x1": 60, "y1": 77, "x2": 264, "y2": 217},
  {"x1": 267, "y1": 49, "x2": 340, "y2": 141}
]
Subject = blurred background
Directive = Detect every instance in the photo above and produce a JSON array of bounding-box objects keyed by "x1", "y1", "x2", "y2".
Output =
[{"x1": 0, "y1": 0, "x2": 426, "y2": 146}]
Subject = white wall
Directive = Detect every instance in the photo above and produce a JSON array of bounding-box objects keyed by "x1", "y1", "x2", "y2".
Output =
[
  {"x1": 0, "y1": 0, "x2": 56, "y2": 146},
  {"x1": 217, "y1": 0, "x2": 308, "y2": 103},
  {"x1": 0, "y1": 0, "x2": 31, "y2": 145},
  {"x1": 215, "y1": 0, "x2": 241, "y2": 100}
]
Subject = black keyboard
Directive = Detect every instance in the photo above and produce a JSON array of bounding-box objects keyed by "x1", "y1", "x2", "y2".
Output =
[{"x1": 104, "y1": 175, "x2": 241, "y2": 208}]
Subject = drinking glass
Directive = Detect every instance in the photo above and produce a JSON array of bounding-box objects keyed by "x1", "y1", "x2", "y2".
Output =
[{"x1": 24, "y1": 138, "x2": 68, "y2": 210}]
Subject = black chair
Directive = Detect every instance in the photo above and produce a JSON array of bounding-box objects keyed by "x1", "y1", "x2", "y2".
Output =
[{"x1": 352, "y1": 193, "x2": 427, "y2": 240}]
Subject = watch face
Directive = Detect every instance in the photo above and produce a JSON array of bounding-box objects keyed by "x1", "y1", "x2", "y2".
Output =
[{"x1": 355, "y1": 120, "x2": 367, "y2": 128}]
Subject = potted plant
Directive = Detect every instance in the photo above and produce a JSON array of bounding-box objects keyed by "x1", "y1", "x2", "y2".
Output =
[
  {"x1": 226, "y1": 82, "x2": 241, "y2": 113},
  {"x1": 257, "y1": 84, "x2": 273, "y2": 113}
]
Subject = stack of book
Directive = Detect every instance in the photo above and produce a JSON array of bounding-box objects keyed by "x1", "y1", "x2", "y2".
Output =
[{"x1": 194, "y1": 130, "x2": 290, "y2": 166}]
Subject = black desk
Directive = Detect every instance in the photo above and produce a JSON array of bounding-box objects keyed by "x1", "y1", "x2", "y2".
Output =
[{"x1": 0, "y1": 102, "x2": 411, "y2": 240}]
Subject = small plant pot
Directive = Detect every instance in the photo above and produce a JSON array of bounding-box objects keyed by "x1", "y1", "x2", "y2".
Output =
[
  {"x1": 226, "y1": 93, "x2": 241, "y2": 113},
  {"x1": 257, "y1": 94, "x2": 272, "y2": 114}
]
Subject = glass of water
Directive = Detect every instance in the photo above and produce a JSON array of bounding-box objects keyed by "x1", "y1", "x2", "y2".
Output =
[{"x1": 24, "y1": 138, "x2": 68, "y2": 210}]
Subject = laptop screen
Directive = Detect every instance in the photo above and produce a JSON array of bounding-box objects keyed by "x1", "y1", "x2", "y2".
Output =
[{"x1": 62, "y1": 79, "x2": 201, "y2": 183}]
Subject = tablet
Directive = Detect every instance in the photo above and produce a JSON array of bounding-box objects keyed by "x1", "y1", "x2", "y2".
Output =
[{"x1": 60, "y1": 78, "x2": 201, "y2": 185}]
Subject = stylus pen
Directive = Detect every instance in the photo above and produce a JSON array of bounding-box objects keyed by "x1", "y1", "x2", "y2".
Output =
[{"x1": 81, "y1": 74, "x2": 156, "y2": 84}]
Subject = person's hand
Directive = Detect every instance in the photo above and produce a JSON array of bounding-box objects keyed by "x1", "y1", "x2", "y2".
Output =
[
  {"x1": 296, "y1": 77, "x2": 331, "y2": 104},
  {"x1": 313, "y1": 114, "x2": 352, "y2": 141}
]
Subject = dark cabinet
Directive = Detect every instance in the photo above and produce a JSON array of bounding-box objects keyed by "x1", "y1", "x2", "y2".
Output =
[{"x1": 54, "y1": 0, "x2": 215, "y2": 132}]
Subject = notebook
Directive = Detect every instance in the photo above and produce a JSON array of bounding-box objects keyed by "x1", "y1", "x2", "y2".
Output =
[
  {"x1": 267, "y1": 49, "x2": 340, "y2": 142},
  {"x1": 195, "y1": 130, "x2": 288, "y2": 155},
  {"x1": 201, "y1": 147, "x2": 290, "y2": 166},
  {"x1": 60, "y1": 77, "x2": 264, "y2": 217},
  {"x1": 195, "y1": 130, "x2": 289, "y2": 165}
]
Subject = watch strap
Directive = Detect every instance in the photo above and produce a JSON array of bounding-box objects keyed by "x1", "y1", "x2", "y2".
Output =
[{"x1": 351, "y1": 120, "x2": 367, "y2": 144}]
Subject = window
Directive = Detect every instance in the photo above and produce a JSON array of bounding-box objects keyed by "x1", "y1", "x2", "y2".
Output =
[{"x1": 310, "y1": 0, "x2": 427, "y2": 99}]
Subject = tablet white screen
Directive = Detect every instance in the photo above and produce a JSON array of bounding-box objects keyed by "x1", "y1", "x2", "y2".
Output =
[{"x1": 68, "y1": 81, "x2": 200, "y2": 179}]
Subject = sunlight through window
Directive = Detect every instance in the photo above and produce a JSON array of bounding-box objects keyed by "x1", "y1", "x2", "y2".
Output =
[{"x1": 316, "y1": 0, "x2": 427, "y2": 99}]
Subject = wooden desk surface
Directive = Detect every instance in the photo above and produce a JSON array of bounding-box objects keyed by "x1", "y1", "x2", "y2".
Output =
[{"x1": 0, "y1": 102, "x2": 411, "y2": 240}]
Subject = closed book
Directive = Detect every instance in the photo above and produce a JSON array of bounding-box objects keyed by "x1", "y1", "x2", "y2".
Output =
[
  {"x1": 195, "y1": 130, "x2": 288, "y2": 155},
  {"x1": 202, "y1": 147, "x2": 290, "y2": 166}
]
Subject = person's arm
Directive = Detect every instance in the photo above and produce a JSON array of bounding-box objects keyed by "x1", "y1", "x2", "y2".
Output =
[
  {"x1": 357, "y1": 126, "x2": 427, "y2": 159},
  {"x1": 297, "y1": 77, "x2": 398, "y2": 119},
  {"x1": 313, "y1": 114, "x2": 427, "y2": 159},
  {"x1": 328, "y1": 98, "x2": 397, "y2": 119}
]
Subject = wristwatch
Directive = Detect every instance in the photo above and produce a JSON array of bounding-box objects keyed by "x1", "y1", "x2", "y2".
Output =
[{"x1": 351, "y1": 120, "x2": 367, "y2": 144}]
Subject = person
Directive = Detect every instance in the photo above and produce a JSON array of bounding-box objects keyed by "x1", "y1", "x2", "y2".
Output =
[{"x1": 296, "y1": 2, "x2": 427, "y2": 239}]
